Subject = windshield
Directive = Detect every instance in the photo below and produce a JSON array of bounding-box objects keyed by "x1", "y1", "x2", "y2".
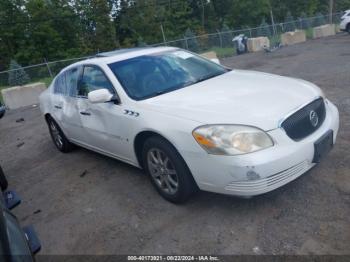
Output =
[{"x1": 108, "y1": 50, "x2": 229, "y2": 100}]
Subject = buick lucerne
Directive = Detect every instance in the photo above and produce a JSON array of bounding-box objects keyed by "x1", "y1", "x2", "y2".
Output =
[{"x1": 39, "y1": 47, "x2": 339, "y2": 203}]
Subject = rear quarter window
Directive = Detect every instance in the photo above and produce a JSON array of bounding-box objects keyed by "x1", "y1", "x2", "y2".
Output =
[{"x1": 53, "y1": 73, "x2": 67, "y2": 95}]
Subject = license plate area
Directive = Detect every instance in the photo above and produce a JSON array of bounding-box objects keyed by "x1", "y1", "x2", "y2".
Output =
[{"x1": 313, "y1": 130, "x2": 333, "y2": 163}]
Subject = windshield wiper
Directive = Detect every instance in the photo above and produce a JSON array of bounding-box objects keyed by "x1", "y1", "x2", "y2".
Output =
[
  {"x1": 152, "y1": 80, "x2": 196, "y2": 97},
  {"x1": 145, "y1": 74, "x2": 224, "y2": 99},
  {"x1": 192, "y1": 72, "x2": 225, "y2": 85}
]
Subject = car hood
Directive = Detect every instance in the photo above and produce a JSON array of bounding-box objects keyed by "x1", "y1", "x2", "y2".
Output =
[{"x1": 140, "y1": 70, "x2": 323, "y2": 131}]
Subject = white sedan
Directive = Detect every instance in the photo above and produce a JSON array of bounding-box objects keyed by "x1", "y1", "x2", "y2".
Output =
[
  {"x1": 40, "y1": 47, "x2": 339, "y2": 203},
  {"x1": 340, "y1": 9, "x2": 350, "y2": 33}
]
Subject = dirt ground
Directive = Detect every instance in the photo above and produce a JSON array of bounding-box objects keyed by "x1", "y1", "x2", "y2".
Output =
[{"x1": 0, "y1": 34, "x2": 349, "y2": 255}]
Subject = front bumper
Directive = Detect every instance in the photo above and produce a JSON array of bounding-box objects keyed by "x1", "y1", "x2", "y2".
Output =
[
  {"x1": 183, "y1": 100, "x2": 339, "y2": 197},
  {"x1": 340, "y1": 21, "x2": 348, "y2": 31}
]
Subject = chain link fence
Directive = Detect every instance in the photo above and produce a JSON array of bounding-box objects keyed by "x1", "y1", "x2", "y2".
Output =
[
  {"x1": 0, "y1": 12, "x2": 344, "y2": 94},
  {"x1": 152, "y1": 12, "x2": 343, "y2": 53}
]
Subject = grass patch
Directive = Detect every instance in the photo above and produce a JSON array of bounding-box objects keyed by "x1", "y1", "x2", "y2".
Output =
[
  {"x1": 269, "y1": 34, "x2": 282, "y2": 46},
  {"x1": 305, "y1": 28, "x2": 314, "y2": 39},
  {"x1": 208, "y1": 47, "x2": 236, "y2": 58},
  {"x1": 37, "y1": 77, "x2": 53, "y2": 88}
]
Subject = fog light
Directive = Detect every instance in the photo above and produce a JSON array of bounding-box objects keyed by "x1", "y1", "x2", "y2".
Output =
[{"x1": 246, "y1": 170, "x2": 260, "y2": 181}]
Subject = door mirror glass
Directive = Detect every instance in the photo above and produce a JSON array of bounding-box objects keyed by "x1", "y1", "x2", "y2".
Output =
[{"x1": 88, "y1": 89, "x2": 114, "y2": 104}]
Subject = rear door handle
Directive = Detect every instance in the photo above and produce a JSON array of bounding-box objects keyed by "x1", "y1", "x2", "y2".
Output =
[
  {"x1": 80, "y1": 111, "x2": 91, "y2": 116},
  {"x1": 54, "y1": 105, "x2": 62, "y2": 109}
]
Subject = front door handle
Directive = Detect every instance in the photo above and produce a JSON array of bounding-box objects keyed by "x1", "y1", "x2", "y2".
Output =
[
  {"x1": 80, "y1": 111, "x2": 91, "y2": 116},
  {"x1": 54, "y1": 105, "x2": 62, "y2": 109}
]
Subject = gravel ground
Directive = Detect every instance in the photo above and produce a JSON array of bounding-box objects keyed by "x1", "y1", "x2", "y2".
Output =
[{"x1": 0, "y1": 34, "x2": 349, "y2": 255}]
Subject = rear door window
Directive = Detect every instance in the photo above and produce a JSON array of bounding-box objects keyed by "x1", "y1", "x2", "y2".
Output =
[{"x1": 53, "y1": 73, "x2": 67, "y2": 95}]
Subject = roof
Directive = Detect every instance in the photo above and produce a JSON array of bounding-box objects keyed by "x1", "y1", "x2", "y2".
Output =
[
  {"x1": 96, "y1": 48, "x2": 152, "y2": 57},
  {"x1": 65, "y1": 46, "x2": 178, "y2": 70}
]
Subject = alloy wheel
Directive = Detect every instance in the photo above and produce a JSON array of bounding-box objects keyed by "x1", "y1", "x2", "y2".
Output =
[
  {"x1": 147, "y1": 148, "x2": 179, "y2": 195},
  {"x1": 49, "y1": 121, "x2": 63, "y2": 149}
]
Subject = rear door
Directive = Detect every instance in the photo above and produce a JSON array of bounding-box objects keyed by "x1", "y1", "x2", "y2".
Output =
[
  {"x1": 56, "y1": 66, "x2": 85, "y2": 143},
  {"x1": 50, "y1": 73, "x2": 67, "y2": 128}
]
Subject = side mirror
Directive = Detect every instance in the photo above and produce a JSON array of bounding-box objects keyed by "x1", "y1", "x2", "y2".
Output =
[
  {"x1": 210, "y1": 58, "x2": 221, "y2": 65},
  {"x1": 88, "y1": 89, "x2": 115, "y2": 104}
]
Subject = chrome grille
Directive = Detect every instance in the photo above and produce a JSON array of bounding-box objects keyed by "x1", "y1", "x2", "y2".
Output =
[{"x1": 281, "y1": 98, "x2": 326, "y2": 141}]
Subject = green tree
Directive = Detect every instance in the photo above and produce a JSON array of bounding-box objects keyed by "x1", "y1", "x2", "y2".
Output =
[
  {"x1": 8, "y1": 60, "x2": 30, "y2": 86},
  {"x1": 220, "y1": 24, "x2": 232, "y2": 47},
  {"x1": 74, "y1": 0, "x2": 116, "y2": 52},
  {"x1": 115, "y1": 0, "x2": 195, "y2": 47},
  {"x1": 284, "y1": 11, "x2": 296, "y2": 32},
  {"x1": 0, "y1": 0, "x2": 344, "y2": 70},
  {"x1": 334, "y1": 0, "x2": 350, "y2": 12},
  {"x1": 210, "y1": 0, "x2": 239, "y2": 28},
  {"x1": 300, "y1": 12, "x2": 311, "y2": 30},
  {"x1": 257, "y1": 18, "x2": 272, "y2": 37},
  {"x1": 184, "y1": 28, "x2": 199, "y2": 52},
  {"x1": 271, "y1": 0, "x2": 320, "y2": 20},
  {"x1": 226, "y1": 0, "x2": 271, "y2": 28},
  {"x1": 0, "y1": 0, "x2": 27, "y2": 70},
  {"x1": 14, "y1": 0, "x2": 83, "y2": 65},
  {"x1": 314, "y1": 12, "x2": 326, "y2": 27}
]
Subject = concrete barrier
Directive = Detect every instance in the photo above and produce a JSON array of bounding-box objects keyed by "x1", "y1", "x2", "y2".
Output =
[
  {"x1": 247, "y1": 37, "x2": 270, "y2": 52},
  {"x1": 200, "y1": 51, "x2": 218, "y2": 60},
  {"x1": 200, "y1": 51, "x2": 220, "y2": 64},
  {"x1": 281, "y1": 30, "x2": 306, "y2": 46},
  {"x1": 313, "y1": 24, "x2": 336, "y2": 39},
  {"x1": 1, "y1": 83, "x2": 46, "y2": 109},
  {"x1": 335, "y1": 24, "x2": 342, "y2": 33}
]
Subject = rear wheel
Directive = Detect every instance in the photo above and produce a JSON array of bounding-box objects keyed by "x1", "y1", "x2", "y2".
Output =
[
  {"x1": 47, "y1": 117, "x2": 74, "y2": 153},
  {"x1": 142, "y1": 136, "x2": 197, "y2": 203},
  {"x1": 347, "y1": 24, "x2": 350, "y2": 34}
]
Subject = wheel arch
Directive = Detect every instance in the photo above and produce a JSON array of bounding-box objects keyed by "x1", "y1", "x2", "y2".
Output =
[
  {"x1": 44, "y1": 113, "x2": 52, "y2": 123},
  {"x1": 133, "y1": 130, "x2": 185, "y2": 169},
  {"x1": 133, "y1": 129, "x2": 199, "y2": 190}
]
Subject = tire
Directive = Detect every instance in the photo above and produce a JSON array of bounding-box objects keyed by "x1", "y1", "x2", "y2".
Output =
[
  {"x1": 0, "y1": 103, "x2": 5, "y2": 119},
  {"x1": 46, "y1": 116, "x2": 74, "y2": 153},
  {"x1": 0, "y1": 165, "x2": 8, "y2": 192},
  {"x1": 347, "y1": 24, "x2": 350, "y2": 34},
  {"x1": 142, "y1": 136, "x2": 197, "y2": 203}
]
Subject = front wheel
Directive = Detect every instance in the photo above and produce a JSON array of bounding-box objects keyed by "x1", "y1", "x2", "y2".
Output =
[
  {"x1": 347, "y1": 24, "x2": 350, "y2": 34},
  {"x1": 142, "y1": 137, "x2": 197, "y2": 203}
]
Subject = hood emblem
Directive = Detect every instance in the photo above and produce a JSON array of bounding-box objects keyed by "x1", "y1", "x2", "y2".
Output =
[{"x1": 309, "y1": 110, "x2": 319, "y2": 127}]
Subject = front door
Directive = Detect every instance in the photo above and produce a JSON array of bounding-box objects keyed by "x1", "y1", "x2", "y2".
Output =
[{"x1": 75, "y1": 65, "x2": 131, "y2": 161}]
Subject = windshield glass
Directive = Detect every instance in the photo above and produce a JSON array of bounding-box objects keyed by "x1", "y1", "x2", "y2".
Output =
[{"x1": 108, "y1": 50, "x2": 229, "y2": 100}]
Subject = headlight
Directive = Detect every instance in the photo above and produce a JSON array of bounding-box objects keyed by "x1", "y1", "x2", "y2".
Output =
[{"x1": 192, "y1": 125, "x2": 274, "y2": 155}]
